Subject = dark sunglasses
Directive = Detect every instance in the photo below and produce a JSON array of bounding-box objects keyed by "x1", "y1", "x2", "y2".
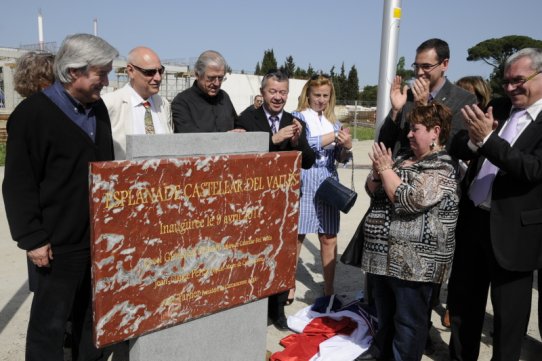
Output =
[
  {"x1": 310, "y1": 73, "x2": 331, "y2": 80},
  {"x1": 130, "y1": 63, "x2": 165, "y2": 77}
]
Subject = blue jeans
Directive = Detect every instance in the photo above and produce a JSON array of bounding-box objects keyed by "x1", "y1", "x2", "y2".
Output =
[{"x1": 369, "y1": 273, "x2": 433, "y2": 361}]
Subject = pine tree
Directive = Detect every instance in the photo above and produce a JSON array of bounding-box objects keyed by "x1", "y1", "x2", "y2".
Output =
[
  {"x1": 346, "y1": 65, "x2": 360, "y2": 100},
  {"x1": 255, "y1": 62, "x2": 261, "y2": 75},
  {"x1": 282, "y1": 56, "x2": 296, "y2": 78},
  {"x1": 260, "y1": 49, "x2": 278, "y2": 75}
]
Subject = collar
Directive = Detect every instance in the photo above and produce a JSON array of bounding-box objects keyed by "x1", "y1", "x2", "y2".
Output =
[
  {"x1": 127, "y1": 84, "x2": 151, "y2": 108},
  {"x1": 524, "y1": 98, "x2": 542, "y2": 121},
  {"x1": 262, "y1": 105, "x2": 283, "y2": 121}
]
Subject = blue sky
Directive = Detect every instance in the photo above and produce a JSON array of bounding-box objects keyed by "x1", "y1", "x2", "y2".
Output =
[{"x1": 1, "y1": 0, "x2": 541, "y2": 88}]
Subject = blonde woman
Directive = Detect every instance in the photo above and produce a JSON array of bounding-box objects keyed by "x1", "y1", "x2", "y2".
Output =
[{"x1": 290, "y1": 75, "x2": 352, "y2": 301}]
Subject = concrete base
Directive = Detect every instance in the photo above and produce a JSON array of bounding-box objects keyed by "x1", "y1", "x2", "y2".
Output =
[
  {"x1": 125, "y1": 132, "x2": 270, "y2": 361},
  {"x1": 129, "y1": 298, "x2": 268, "y2": 361}
]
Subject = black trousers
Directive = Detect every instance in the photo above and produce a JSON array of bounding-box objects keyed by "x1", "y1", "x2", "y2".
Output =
[
  {"x1": 26, "y1": 249, "x2": 104, "y2": 361},
  {"x1": 448, "y1": 206, "x2": 533, "y2": 361}
]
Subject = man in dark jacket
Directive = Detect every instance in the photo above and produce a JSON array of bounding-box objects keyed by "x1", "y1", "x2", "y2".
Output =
[
  {"x1": 172, "y1": 50, "x2": 237, "y2": 133},
  {"x1": 236, "y1": 70, "x2": 315, "y2": 330},
  {"x1": 2, "y1": 34, "x2": 118, "y2": 361}
]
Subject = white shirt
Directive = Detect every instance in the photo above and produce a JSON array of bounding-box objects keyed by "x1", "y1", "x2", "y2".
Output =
[{"x1": 129, "y1": 86, "x2": 167, "y2": 134}]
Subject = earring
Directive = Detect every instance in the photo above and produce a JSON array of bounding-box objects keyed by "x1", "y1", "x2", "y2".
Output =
[{"x1": 430, "y1": 140, "x2": 436, "y2": 149}]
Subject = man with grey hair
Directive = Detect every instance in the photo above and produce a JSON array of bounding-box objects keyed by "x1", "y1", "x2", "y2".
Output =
[
  {"x1": 3, "y1": 33, "x2": 118, "y2": 361},
  {"x1": 448, "y1": 47, "x2": 542, "y2": 361},
  {"x1": 172, "y1": 50, "x2": 237, "y2": 132},
  {"x1": 103, "y1": 46, "x2": 173, "y2": 159}
]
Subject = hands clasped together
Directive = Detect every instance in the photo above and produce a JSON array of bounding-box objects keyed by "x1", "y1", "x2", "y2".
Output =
[
  {"x1": 460, "y1": 104, "x2": 497, "y2": 145},
  {"x1": 390, "y1": 76, "x2": 431, "y2": 117},
  {"x1": 369, "y1": 142, "x2": 394, "y2": 175},
  {"x1": 27, "y1": 243, "x2": 53, "y2": 267},
  {"x1": 273, "y1": 118, "x2": 303, "y2": 146}
]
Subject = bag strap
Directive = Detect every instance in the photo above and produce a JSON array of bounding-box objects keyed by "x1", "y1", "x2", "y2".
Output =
[{"x1": 350, "y1": 153, "x2": 355, "y2": 192}]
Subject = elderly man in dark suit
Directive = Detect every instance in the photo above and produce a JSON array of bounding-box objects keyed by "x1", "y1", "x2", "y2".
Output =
[
  {"x1": 235, "y1": 70, "x2": 315, "y2": 330},
  {"x1": 448, "y1": 47, "x2": 542, "y2": 361},
  {"x1": 378, "y1": 38, "x2": 477, "y2": 158}
]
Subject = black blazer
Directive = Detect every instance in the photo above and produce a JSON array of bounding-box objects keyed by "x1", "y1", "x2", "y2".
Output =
[
  {"x1": 461, "y1": 109, "x2": 542, "y2": 271},
  {"x1": 235, "y1": 107, "x2": 315, "y2": 169}
]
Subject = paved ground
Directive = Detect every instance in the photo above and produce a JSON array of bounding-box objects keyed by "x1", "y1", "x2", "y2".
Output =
[{"x1": 1, "y1": 140, "x2": 541, "y2": 360}]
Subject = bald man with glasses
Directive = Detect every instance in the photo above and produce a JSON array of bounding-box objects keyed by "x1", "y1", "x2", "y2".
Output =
[
  {"x1": 378, "y1": 38, "x2": 477, "y2": 159},
  {"x1": 171, "y1": 50, "x2": 238, "y2": 133},
  {"x1": 102, "y1": 46, "x2": 173, "y2": 159}
]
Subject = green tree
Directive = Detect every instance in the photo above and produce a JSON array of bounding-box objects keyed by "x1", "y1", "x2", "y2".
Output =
[
  {"x1": 282, "y1": 55, "x2": 296, "y2": 78},
  {"x1": 335, "y1": 63, "x2": 347, "y2": 102},
  {"x1": 306, "y1": 64, "x2": 315, "y2": 78},
  {"x1": 466, "y1": 35, "x2": 542, "y2": 96},
  {"x1": 345, "y1": 65, "x2": 360, "y2": 101},
  {"x1": 294, "y1": 67, "x2": 308, "y2": 79},
  {"x1": 260, "y1": 49, "x2": 278, "y2": 75},
  {"x1": 360, "y1": 85, "x2": 378, "y2": 104},
  {"x1": 254, "y1": 61, "x2": 261, "y2": 75},
  {"x1": 396, "y1": 56, "x2": 415, "y2": 81}
]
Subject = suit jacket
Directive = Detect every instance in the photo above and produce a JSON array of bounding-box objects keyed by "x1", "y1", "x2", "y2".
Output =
[
  {"x1": 460, "y1": 108, "x2": 542, "y2": 271},
  {"x1": 235, "y1": 107, "x2": 315, "y2": 169},
  {"x1": 378, "y1": 78, "x2": 477, "y2": 159},
  {"x1": 102, "y1": 83, "x2": 172, "y2": 159}
]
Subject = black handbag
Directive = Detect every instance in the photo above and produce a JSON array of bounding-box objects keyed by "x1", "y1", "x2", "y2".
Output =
[
  {"x1": 315, "y1": 154, "x2": 357, "y2": 213},
  {"x1": 340, "y1": 211, "x2": 368, "y2": 267}
]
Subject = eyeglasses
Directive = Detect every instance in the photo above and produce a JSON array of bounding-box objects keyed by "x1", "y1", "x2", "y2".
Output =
[
  {"x1": 130, "y1": 64, "x2": 165, "y2": 77},
  {"x1": 411, "y1": 62, "x2": 442, "y2": 72},
  {"x1": 310, "y1": 74, "x2": 331, "y2": 80},
  {"x1": 205, "y1": 75, "x2": 227, "y2": 83},
  {"x1": 502, "y1": 70, "x2": 542, "y2": 88}
]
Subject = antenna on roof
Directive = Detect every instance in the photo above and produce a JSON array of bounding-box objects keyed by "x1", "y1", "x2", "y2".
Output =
[
  {"x1": 38, "y1": 9, "x2": 44, "y2": 51},
  {"x1": 93, "y1": 18, "x2": 98, "y2": 36}
]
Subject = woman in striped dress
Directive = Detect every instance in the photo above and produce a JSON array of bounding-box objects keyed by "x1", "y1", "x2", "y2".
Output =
[{"x1": 290, "y1": 75, "x2": 352, "y2": 301}]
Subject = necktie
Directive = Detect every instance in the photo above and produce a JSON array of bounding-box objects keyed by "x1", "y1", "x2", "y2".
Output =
[
  {"x1": 142, "y1": 101, "x2": 155, "y2": 134},
  {"x1": 469, "y1": 109, "x2": 527, "y2": 206},
  {"x1": 270, "y1": 116, "x2": 279, "y2": 134}
]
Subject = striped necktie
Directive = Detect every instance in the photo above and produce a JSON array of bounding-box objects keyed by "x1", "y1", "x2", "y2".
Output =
[
  {"x1": 269, "y1": 116, "x2": 279, "y2": 134},
  {"x1": 142, "y1": 101, "x2": 155, "y2": 134}
]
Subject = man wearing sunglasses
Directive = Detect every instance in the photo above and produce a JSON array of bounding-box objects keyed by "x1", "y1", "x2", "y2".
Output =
[
  {"x1": 171, "y1": 50, "x2": 237, "y2": 133},
  {"x1": 378, "y1": 38, "x2": 476, "y2": 158},
  {"x1": 102, "y1": 46, "x2": 173, "y2": 160}
]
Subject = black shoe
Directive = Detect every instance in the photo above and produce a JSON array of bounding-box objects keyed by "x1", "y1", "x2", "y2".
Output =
[
  {"x1": 355, "y1": 350, "x2": 377, "y2": 360},
  {"x1": 272, "y1": 314, "x2": 289, "y2": 331}
]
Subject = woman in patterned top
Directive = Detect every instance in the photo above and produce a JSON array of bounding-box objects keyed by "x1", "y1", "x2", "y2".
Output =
[
  {"x1": 289, "y1": 75, "x2": 353, "y2": 302},
  {"x1": 362, "y1": 102, "x2": 460, "y2": 361}
]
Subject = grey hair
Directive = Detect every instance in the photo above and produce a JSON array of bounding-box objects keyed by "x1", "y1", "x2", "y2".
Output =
[
  {"x1": 194, "y1": 50, "x2": 227, "y2": 77},
  {"x1": 54, "y1": 33, "x2": 119, "y2": 84},
  {"x1": 505, "y1": 48, "x2": 542, "y2": 72},
  {"x1": 261, "y1": 70, "x2": 289, "y2": 89}
]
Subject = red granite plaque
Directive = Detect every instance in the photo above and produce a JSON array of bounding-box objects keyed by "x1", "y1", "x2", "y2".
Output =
[{"x1": 89, "y1": 152, "x2": 301, "y2": 347}]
